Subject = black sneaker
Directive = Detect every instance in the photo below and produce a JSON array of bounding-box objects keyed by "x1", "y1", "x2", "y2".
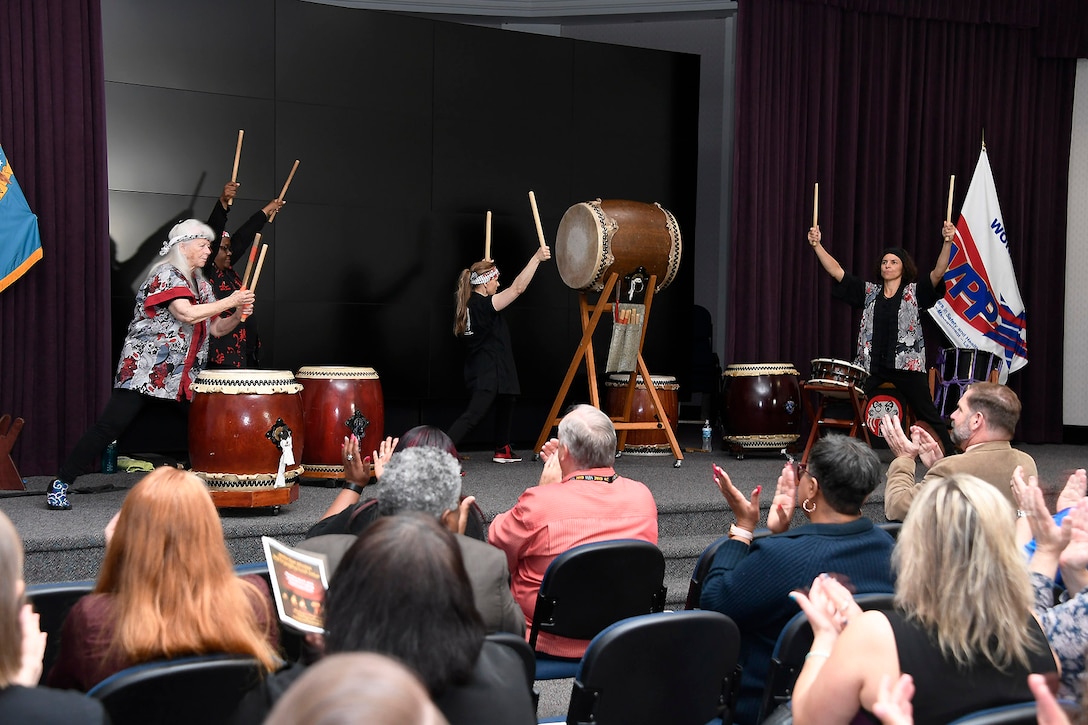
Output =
[
  {"x1": 492, "y1": 445, "x2": 523, "y2": 464},
  {"x1": 47, "y1": 480, "x2": 71, "y2": 510}
]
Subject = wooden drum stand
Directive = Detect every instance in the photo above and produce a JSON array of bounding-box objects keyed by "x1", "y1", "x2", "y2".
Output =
[{"x1": 533, "y1": 273, "x2": 684, "y2": 467}]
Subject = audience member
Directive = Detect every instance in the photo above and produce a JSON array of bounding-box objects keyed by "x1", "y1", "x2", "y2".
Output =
[
  {"x1": 307, "y1": 443, "x2": 522, "y2": 635},
  {"x1": 0, "y1": 510, "x2": 107, "y2": 723},
  {"x1": 47, "y1": 467, "x2": 280, "y2": 691},
  {"x1": 882, "y1": 382, "x2": 1037, "y2": 521},
  {"x1": 789, "y1": 474, "x2": 1058, "y2": 724},
  {"x1": 699, "y1": 434, "x2": 896, "y2": 725},
  {"x1": 268, "y1": 514, "x2": 536, "y2": 725},
  {"x1": 1013, "y1": 466, "x2": 1088, "y2": 700},
  {"x1": 307, "y1": 425, "x2": 454, "y2": 538},
  {"x1": 488, "y1": 404, "x2": 659, "y2": 658},
  {"x1": 264, "y1": 652, "x2": 448, "y2": 725}
]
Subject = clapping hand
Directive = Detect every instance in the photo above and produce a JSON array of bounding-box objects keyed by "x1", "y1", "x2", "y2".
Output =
[
  {"x1": 14, "y1": 604, "x2": 46, "y2": 686},
  {"x1": 872, "y1": 674, "x2": 916, "y2": 725},
  {"x1": 371, "y1": 436, "x2": 398, "y2": 480},
  {"x1": 789, "y1": 573, "x2": 861, "y2": 639},
  {"x1": 341, "y1": 435, "x2": 371, "y2": 486},
  {"x1": 767, "y1": 463, "x2": 797, "y2": 533},
  {"x1": 712, "y1": 463, "x2": 760, "y2": 531}
]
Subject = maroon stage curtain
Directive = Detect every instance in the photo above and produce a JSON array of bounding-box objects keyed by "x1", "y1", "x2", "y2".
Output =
[
  {"x1": 727, "y1": 0, "x2": 1080, "y2": 442},
  {"x1": 0, "y1": 0, "x2": 110, "y2": 475}
]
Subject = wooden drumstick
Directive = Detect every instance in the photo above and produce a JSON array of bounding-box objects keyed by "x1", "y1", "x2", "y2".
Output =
[
  {"x1": 485, "y1": 211, "x2": 492, "y2": 261},
  {"x1": 528, "y1": 190, "x2": 547, "y2": 249},
  {"x1": 241, "y1": 244, "x2": 268, "y2": 321},
  {"x1": 268, "y1": 159, "x2": 300, "y2": 222},
  {"x1": 945, "y1": 174, "x2": 956, "y2": 222},
  {"x1": 229, "y1": 130, "x2": 244, "y2": 206},
  {"x1": 812, "y1": 182, "x2": 819, "y2": 228},
  {"x1": 241, "y1": 232, "x2": 262, "y2": 289}
]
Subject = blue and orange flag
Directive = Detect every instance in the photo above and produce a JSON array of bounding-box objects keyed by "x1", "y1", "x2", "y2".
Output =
[{"x1": 0, "y1": 145, "x2": 42, "y2": 293}]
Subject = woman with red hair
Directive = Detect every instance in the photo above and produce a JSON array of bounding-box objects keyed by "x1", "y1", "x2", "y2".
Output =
[{"x1": 46, "y1": 467, "x2": 280, "y2": 691}]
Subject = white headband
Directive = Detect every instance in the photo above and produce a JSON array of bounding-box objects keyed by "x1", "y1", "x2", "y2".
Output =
[
  {"x1": 470, "y1": 267, "x2": 499, "y2": 286},
  {"x1": 160, "y1": 219, "x2": 214, "y2": 256}
]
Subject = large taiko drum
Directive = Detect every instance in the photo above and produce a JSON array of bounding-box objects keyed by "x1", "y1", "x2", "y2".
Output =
[
  {"x1": 188, "y1": 370, "x2": 306, "y2": 489},
  {"x1": 721, "y1": 364, "x2": 801, "y2": 455},
  {"x1": 809, "y1": 358, "x2": 869, "y2": 389},
  {"x1": 555, "y1": 199, "x2": 682, "y2": 293},
  {"x1": 296, "y1": 366, "x2": 385, "y2": 478},
  {"x1": 604, "y1": 374, "x2": 679, "y2": 454}
]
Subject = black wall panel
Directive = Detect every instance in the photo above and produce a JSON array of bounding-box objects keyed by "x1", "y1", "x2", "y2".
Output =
[{"x1": 103, "y1": 0, "x2": 699, "y2": 448}]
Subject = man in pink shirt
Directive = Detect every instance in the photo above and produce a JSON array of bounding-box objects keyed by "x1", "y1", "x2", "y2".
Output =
[{"x1": 488, "y1": 404, "x2": 659, "y2": 658}]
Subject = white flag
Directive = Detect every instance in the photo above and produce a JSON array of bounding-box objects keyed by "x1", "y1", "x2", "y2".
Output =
[{"x1": 929, "y1": 147, "x2": 1027, "y2": 382}]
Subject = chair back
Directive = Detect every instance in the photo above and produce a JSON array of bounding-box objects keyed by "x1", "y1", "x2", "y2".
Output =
[
  {"x1": 566, "y1": 610, "x2": 741, "y2": 725},
  {"x1": 486, "y1": 631, "x2": 539, "y2": 711},
  {"x1": 758, "y1": 592, "x2": 895, "y2": 722},
  {"x1": 684, "y1": 535, "x2": 729, "y2": 609},
  {"x1": 528, "y1": 539, "x2": 666, "y2": 651},
  {"x1": 877, "y1": 521, "x2": 902, "y2": 539},
  {"x1": 87, "y1": 654, "x2": 266, "y2": 725},
  {"x1": 26, "y1": 579, "x2": 95, "y2": 683},
  {"x1": 947, "y1": 702, "x2": 1039, "y2": 724}
]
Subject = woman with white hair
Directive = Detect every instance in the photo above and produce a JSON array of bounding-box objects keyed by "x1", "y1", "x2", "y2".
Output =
[{"x1": 47, "y1": 219, "x2": 254, "y2": 510}]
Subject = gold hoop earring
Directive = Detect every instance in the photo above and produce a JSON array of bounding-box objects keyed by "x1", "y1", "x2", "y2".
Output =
[{"x1": 802, "y1": 498, "x2": 816, "y2": 513}]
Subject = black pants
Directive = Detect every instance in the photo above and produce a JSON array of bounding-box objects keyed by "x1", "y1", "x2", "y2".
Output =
[
  {"x1": 448, "y1": 389, "x2": 516, "y2": 450},
  {"x1": 863, "y1": 367, "x2": 955, "y2": 454},
  {"x1": 57, "y1": 388, "x2": 168, "y2": 484}
]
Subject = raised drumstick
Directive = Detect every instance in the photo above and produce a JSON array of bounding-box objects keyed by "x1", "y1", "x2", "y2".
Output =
[
  {"x1": 241, "y1": 232, "x2": 262, "y2": 289},
  {"x1": 946, "y1": 174, "x2": 956, "y2": 222},
  {"x1": 241, "y1": 244, "x2": 268, "y2": 321},
  {"x1": 528, "y1": 191, "x2": 547, "y2": 249},
  {"x1": 812, "y1": 182, "x2": 819, "y2": 228},
  {"x1": 268, "y1": 159, "x2": 300, "y2": 222},
  {"x1": 485, "y1": 211, "x2": 492, "y2": 261},
  {"x1": 229, "y1": 130, "x2": 244, "y2": 206}
]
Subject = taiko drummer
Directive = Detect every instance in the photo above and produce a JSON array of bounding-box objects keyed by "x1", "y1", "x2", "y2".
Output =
[
  {"x1": 47, "y1": 220, "x2": 255, "y2": 510},
  {"x1": 808, "y1": 222, "x2": 956, "y2": 454}
]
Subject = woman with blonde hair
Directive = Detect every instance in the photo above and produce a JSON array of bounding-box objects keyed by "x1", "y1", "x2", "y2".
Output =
[
  {"x1": 0, "y1": 510, "x2": 107, "y2": 721},
  {"x1": 448, "y1": 245, "x2": 550, "y2": 463},
  {"x1": 789, "y1": 474, "x2": 1058, "y2": 724},
  {"x1": 47, "y1": 467, "x2": 280, "y2": 691}
]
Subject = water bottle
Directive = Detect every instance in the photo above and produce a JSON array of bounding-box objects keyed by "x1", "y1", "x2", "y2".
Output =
[
  {"x1": 701, "y1": 420, "x2": 713, "y2": 452},
  {"x1": 102, "y1": 440, "x2": 118, "y2": 474}
]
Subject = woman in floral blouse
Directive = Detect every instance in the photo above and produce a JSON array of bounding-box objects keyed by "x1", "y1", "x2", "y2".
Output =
[
  {"x1": 47, "y1": 219, "x2": 254, "y2": 510},
  {"x1": 808, "y1": 221, "x2": 956, "y2": 454}
]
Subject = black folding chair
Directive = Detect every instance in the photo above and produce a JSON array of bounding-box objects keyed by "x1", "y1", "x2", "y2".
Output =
[
  {"x1": 26, "y1": 579, "x2": 95, "y2": 683},
  {"x1": 561, "y1": 611, "x2": 742, "y2": 725},
  {"x1": 87, "y1": 654, "x2": 267, "y2": 725},
  {"x1": 528, "y1": 539, "x2": 666, "y2": 680}
]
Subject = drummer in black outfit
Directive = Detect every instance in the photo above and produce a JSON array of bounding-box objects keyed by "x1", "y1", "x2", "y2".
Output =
[
  {"x1": 808, "y1": 222, "x2": 956, "y2": 454},
  {"x1": 449, "y1": 247, "x2": 551, "y2": 463},
  {"x1": 203, "y1": 182, "x2": 284, "y2": 368}
]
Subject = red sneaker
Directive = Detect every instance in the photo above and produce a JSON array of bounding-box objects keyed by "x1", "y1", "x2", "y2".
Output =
[{"x1": 492, "y1": 445, "x2": 523, "y2": 464}]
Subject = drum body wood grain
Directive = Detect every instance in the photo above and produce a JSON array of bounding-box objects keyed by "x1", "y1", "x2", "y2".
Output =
[
  {"x1": 555, "y1": 199, "x2": 682, "y2": 292},
  {"x1": 188, "y1": 370, "x2": 305, "y2": 490},
  {"x1": 604, "y1": 374, "x2": 679, "y2": 454},
  {"x1": 296, "y1": 366, "x2": 385, "y2": 478},
  {"x1": 721, "y1": 364, "x2": 801, "y2": 456}
]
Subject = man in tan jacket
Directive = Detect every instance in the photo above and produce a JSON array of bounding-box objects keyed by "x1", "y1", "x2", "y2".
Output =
[{"x1": 882, "y1": 381, "x2": 1037, "y2": 521}]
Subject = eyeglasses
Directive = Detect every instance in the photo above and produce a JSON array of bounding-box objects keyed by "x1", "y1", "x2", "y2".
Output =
[{"x1": 781, "y1": 449, "x2": 809, "y2": 480}]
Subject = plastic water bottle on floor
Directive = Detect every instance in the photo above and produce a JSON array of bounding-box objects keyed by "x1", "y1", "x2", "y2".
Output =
[
  {"x1": 701, "y1": 420, "x2": 713, "y2": 452},
  {"x1": 102, "y1": 441, "x2": 118, "y2": 474}
]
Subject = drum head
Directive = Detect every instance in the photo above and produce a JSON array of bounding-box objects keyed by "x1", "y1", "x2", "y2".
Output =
[
  {"x1": 556, "y1": 202, "x2": 605, "y2": 290},
  {"x1": 297, "y1": 366, "x2": 379, "y2": 380}
]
